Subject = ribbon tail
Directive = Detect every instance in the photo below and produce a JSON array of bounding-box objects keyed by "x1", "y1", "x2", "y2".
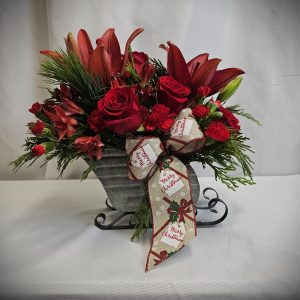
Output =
[{"x1": 145, "y1": 156, "x2": 197, "y2": 271}]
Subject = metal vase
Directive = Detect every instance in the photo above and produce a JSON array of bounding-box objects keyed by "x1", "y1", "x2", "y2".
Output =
[{"x1": 87, "y1": 148, "x2": 200, "y2": 212}]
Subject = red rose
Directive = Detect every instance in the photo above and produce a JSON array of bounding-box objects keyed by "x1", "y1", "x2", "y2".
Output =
[
  {"x1": 219, "y1": 106, "x2": 240, "y2": 131},
  {"x1": 87, "y1": 109, "x2": 105, "y2": 133},
  {"x1": 75, "y1": 135, "x2": 104, "y2": 160},
  {"x1": 98, "y1": 86, "x2": 142, "y2": 135},
  {"x1": 157, "y1": 76, "x2": 191, "y2": 114},
  {"x1": 192, "y1": 105, "x2": 210, "y2": 118},
  {"x1": 31, "y1": 144, "x2": 45, "y2": 156},
  {"x1": 197, "y1": 86, "x2": 212, "y2": 97},
  {"x1": 29, "y1": 102, "x2": 43, "y2": 114},
  {"x1": 144, "y1": 104, "x2": 175, "y2": 132},
  {"x1": 31, "y1": 120, "x2": 45, "y2": 135},
  {"x1": 205, "y1": 121, "x2": 230, "y2": 142}
]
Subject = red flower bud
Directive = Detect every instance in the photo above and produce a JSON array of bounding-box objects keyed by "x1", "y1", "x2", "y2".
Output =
[
  {"x1": 31, "y1": 144, "x2": 46, "y2": 156},
  {"x1": 29, "y1": 102, "x2": 43, "y2": 114},
  {"x1": 31, "y1": 120, "x2": 45, "y2": 135},
  {"x1": 197, "y1": 86, "x2": 212, "y2": 97}
]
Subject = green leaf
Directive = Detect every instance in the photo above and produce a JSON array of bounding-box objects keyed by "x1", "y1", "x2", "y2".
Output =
[
  {"x1": 218, "y1": 76, "x2": 243, "y2": 102},
  {"x1": 169, "y1": 201, "x2": 179, "y2": 211},
  {"x1": 170, "y1": 213, "x2": 178, "y2": 223}
]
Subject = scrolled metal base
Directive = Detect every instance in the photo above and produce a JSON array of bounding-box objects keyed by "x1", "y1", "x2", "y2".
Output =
[{"x1": 94, "y1": 187, "x2": 228, "y2": 230}]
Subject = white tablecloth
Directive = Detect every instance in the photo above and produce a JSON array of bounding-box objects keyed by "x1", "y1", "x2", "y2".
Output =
[{"x1": 0, "y1": 176, "x2": 300, "y2": 299}]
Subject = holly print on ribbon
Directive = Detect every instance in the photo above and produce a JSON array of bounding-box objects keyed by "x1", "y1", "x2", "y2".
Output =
[{"x1": 145, "y1": 156, "x2": 196, "y2": 271}]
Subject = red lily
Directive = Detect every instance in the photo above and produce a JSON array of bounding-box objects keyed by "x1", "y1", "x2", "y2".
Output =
[
  {"x1": 160, "y1": 42, "x2": 244, "y2": 96},
  {"x1": 44, "y1": 105, "x2": 77, "y2": 140},
  {"x1": 60, "y1": 98, "x2": 84, "y2": 116},
  {"x1": 77, "y1": 28, "x2": 144, "y2": 83},
  {"x1": 74, "y1": 135, "x2": 104, "y2": 160}
]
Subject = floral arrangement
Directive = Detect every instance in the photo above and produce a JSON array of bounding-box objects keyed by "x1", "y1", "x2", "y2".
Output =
[{"x1": 11, "y1": 28, "x2": 260, "y2": 270}]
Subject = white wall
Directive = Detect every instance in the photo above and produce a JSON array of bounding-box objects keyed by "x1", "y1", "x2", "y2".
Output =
[{"x1": 0, "y1": 0, "x2": 299, "y2": 180}]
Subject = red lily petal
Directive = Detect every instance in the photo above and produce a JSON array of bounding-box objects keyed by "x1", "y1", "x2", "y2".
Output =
[
  {"x1": 64, "y1": 32, "x2": 79, "y2": 56},
  {"x1": 57, "y1": 129, "x2": 67, "y2": 141},
  {"x1": 189, "y1": 58, "x2": 222, "y2": 91},
  {"x1": 187, "y1": 53, "x2": 209, "y2": 75},
  {"x1": 66, "y1": 125, "x2": 77, "y2": 137},
  {"x1": 60, "y1": 98, "x2": 84, "y2": 115},
  {"x1": 44, "y1": 108, "x2": 61, "y2": 123},
  {"x1": 89, "y1": 45, "x2": 111, "y2": 87},
  {"x1": 77, "y1": 29, "x2": 93, "y2": 69},
  {"x1": 97, "y1": 28, "x2": 121, "y2": 74},
  {"x1": 159, "y1": 44, "x2": 168, "y2": 51},
  {"x1": 121, "y1": 28, "x2": 144, "y2": 73},
  {"x1": 209, "y1": 68, "x2": 245, "y2": 95},
  {"x1": 40, "y1": 50, "x2": 64, "y2": 61},
  {"x1": 166, "y1": 42, "x2": 191, "y2": 85}
]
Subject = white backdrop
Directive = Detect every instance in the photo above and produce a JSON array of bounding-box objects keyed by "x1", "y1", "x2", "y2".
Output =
[{"x1": 0, "y1": 0, "x2": 299, "y2": 180}]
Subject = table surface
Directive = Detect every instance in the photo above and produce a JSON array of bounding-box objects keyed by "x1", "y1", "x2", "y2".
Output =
[{"x1": 0, "y1": 176, "x2": 300, "y2": 299}]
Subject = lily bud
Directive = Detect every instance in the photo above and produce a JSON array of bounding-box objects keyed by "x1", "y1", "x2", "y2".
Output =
[
  {"x1": 64, "y1": 32, "x2": 79, "y2": 56},
  {"x1": 218, "y1": 76, "x2": 243, "y2": 102}
]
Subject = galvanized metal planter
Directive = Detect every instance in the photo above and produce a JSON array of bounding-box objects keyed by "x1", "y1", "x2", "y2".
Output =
[{"x1": 86, "y1": 147, "x2": 200, "y2": 212}]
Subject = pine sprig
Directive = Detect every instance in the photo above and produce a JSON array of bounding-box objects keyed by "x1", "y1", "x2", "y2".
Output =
[
  {"x1": 39, "y1": 50, "x2": 106, "y2": 100},
  {"x1": 227, "y1": 104, "x2": 262, "y2": 126},
  {"x1": 131, "y1": 185, "x2": 151, "y2": 241},
  {"x1": 186, "y1": 133, "x2": 255, "y2": 190}
]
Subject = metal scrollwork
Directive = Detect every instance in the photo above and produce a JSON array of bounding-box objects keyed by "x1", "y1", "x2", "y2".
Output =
[{"x1": 94, "y1": 187, "x2": 228, "y2": 230}]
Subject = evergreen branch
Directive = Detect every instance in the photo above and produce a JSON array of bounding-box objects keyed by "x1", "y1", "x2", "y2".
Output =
[
  {"x1": 39, "y1": 50, "x2": 106, "y2": 100},
  {"x1": 131, "y1": 186, "x2": 151, "y2": 241},
  {"x1": 186, "y1": 133, "x2": 256, "y2": 190},
  {"x1": 227, "y1": 104, "x2": 262, "y2": 126}
]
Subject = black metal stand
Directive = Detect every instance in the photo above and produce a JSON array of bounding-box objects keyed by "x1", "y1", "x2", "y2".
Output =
[{"x1": 94, "y1": 187, "x2": 228, "y2": 230}]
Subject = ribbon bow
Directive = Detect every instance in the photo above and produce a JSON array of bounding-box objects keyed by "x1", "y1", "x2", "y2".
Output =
[{"x1": 125, "y1": 108, "x2": 205, "y2": 271}]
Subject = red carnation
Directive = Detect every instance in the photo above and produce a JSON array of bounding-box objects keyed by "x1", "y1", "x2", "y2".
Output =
[
  {"x1": 144, "y1": 104, "x2": 175, "y2": 132},
  {"x1": 192, "y1": 105, "x2": 210, "y2": 118},
  {"x1": 197, "y1": 86, "x2": 211, "y2": 97},
  {"x1": 219, "y1": 106, "x2": 240, "y2": 131},
  {"x1": 87, "y1": 109, "x2": 105, "y2": 133},
  {"x1": 31, "y1": 144, "x2": 46, "y2": 156},
  {"x1": 29, "y1": 102, "x2": 43, "y2": 114},
  {"x1": 205, "y1": 121, "x2": 230, "y2": 142},
  {"x1": 31, "y1": 120, "x2": 45, "y2": 135}
]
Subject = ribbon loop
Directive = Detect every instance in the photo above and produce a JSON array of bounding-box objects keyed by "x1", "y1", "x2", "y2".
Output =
[{"x1": 166, "y1": 108, "x2": 205, "y2": 154}]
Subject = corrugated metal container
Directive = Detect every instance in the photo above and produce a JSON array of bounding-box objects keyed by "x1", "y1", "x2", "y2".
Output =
[{"x1": 87, "y1": 148, "x2": 200, "y2": 212}]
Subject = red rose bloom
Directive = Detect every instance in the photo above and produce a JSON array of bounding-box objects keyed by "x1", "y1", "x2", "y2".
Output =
[
  {"x1": 98, "y1": 86, "x2": 143, "y2": 135},
  {"x1": 205, "y1": 121, "x2": 230, "y2": 142},
  {"x1": 219, "y1": 106, "x2": 240, "y2": 131},
  {"x1": 31, "y1": 120, "x2": 45, "y2": 135},
  {"x1": 75, "y1": 135, "x2": 104, "y2": 160},
  {"x1": 192, "y1": 105, "x2": 210, "y2": 118},
  {"x1": 197, "y1": 86, "x2": 212, "y2": 97},
  {"x1": 29, "y1": 102, "x2": 43, "y2": 114},
  {"x1": 157, "y1": 76, "x2": 191, "y2": 114},
  {"x1": 87, "y1": 109, "x2": 105, "y2": 133},
  {"x1": 144, "y1": 104, "x2": 175, "y2": 132},
  {"x1": 31, "y1": 144, "x2": 45, "y2": 156}
]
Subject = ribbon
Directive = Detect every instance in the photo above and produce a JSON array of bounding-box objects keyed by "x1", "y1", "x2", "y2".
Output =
[{"x1": 125, "y1": 108, "x2": 205, "y2": 271}]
